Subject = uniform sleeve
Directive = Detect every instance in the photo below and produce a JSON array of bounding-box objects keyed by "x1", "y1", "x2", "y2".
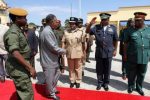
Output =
[
  {"x1": 81, "y1": 31, "x2": 87, "y2": 43},
  {"x1": 61, "y1": 34, "x2": 65, "y2": 43},
  {"x1": 90, "y1": 26, "x2": 95, "y2": 35},
  {"x1": 4, "y1": 33, "x2": 19, "y2": 53},
  {"x1": 119, "y1": 29, "x2": 123, "y2": 41},
  {"x1": 123, "y1": 29, "x2": 130, "y2": 43},
  {"x1": 113, "y1": 26, "x2": 119, "y2": 41},
  {"x1": 44, "y1": 32, "x2": 66, "y2": 55}
]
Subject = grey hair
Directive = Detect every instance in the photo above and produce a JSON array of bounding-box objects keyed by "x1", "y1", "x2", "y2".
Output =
[{"x1": 46, "y1": 14, "x2": 56, "y2": 24}]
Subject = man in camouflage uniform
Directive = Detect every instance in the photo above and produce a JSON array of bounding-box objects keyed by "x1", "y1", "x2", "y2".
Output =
[
  {"x1": 53, "y1": 20, "x2": 65, "y2": 73},
  {"x1": 3, "y1": 8, "x2": 36, "y2": 100}
]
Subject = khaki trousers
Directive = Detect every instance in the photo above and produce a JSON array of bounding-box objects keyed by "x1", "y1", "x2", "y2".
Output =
[{"x1": 68, "y1": 58, "x2": 82, "y2": 83}]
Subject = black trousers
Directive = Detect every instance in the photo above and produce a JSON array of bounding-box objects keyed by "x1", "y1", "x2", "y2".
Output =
[
  {"x1": 96, "y1": 58, "x2": 112, "y2": 85},
  {"x1": 127, "y1": 63, "x2": 147, "y2": 90}
]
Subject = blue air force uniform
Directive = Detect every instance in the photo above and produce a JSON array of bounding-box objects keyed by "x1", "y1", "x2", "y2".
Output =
[{"x1": 90, "y1": 13, "x2": 118, "y2": 88}]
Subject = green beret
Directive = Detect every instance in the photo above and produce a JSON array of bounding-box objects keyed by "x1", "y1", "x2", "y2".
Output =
[{"x1": 28, "y1": 23, "x2": 36, "y2": 29}]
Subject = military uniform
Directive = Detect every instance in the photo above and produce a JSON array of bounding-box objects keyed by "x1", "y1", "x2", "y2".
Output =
[
  {"x1": 124, "y1": 12, "x2": 150, "y2": 95},
  {"x1": 62, "y1": 17, "x2": 84, "y2": 88},
  {"x1": 119, "y1": 28, "x2": 128, "y2": 77},
  {"x1": 90, "y1": 13, "x2": 118, "y2": 90},
  {"x1": 53, "y1": 23, "x2": 65, "y2": 71},
  {"x1": 3, "y1": 8, "x2": 34, "y2": 100}
]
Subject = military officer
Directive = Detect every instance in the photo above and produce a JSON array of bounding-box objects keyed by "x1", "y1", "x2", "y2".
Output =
[
  {"x1": 77, "y1": 18, "x2": 87, "y2": 76},
  {"x1": 86, "y1": 13, "x2": 118, "y2": 91},
  {"x1": 119, "y1": 18, "x2": 134, "y2": 80},
  {"x1": 3, "y1": 8, "x2": 36, "y2": 100},
  {"x1": 124, "y1": 12, "x2": 150, "y2": 96},
  {"x1": 62, "y1": 17, "x2": 85, "y2": 88}
]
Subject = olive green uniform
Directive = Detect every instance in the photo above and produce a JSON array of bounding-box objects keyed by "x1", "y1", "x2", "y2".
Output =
[
  {"x1": 124, "y1": 26, "x2": 150, "y2": 90},
  {"x1": 4, "y1": 24, "x2": 34, "y2": 100}
]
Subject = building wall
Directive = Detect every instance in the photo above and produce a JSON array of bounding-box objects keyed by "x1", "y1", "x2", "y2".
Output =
[
  {"x1": 87, "y1": 6, "x2": 150, "y2": 32},
  {"x1": 0, "y1": 0, "x2": 9, "y2": 25}
]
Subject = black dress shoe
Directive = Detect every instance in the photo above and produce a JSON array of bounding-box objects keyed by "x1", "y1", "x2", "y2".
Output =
[
  {"x1": 127, "y1": 88, "x2": 133, "y2": 94},
  {"x1": 103, "y1": 84, "x2": 109, "y2": 91},
  {"x1": 55, "y1": 91, "x2": 60, "y2": 94},
  {"x1": 76, "y1": 83, "x2": 80, "y2": 88},
  {"x1": 82, "y1": 71, "x2": 84, "y2": 76},
  {"x1": 48, "y1": 95, "x2": 60, "y2": 100},
  {"x1": 86, "y1": 60, "x2": 90, "y2": 63},
  {"x1": 96, "y1": 84, "x2": 102, "y2": 90},
  {"x1": 136, "y1": 89, "x2": 144, "y2": 96},
  {"x1": 70, "y1": 83, "x2": 75, "y2": 88}
]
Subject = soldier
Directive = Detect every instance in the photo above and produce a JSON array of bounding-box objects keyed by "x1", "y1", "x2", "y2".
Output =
[
  {"x1": 3, "y1": 8, "x2": 36, "y2": 100},
  {"x1": 77, "y1": 18, "x2": 87, "y2": 76},
  {"x1": 86, "y1": 13, "x2": 118, "y2": 91},
  {"x1": 62, "y1": 17, "x2": 85, "y2": 88},
  {"x1": 27, "y1": 23, "x2": 38, "y2": 68},
  {"x1": 124, "y1": 12, "x2": 150, "y2": 96},
  {"x1": 53, "y1": 20, "x2": 65, "y2": 73},
  {"x1": 39, "y1": 18, "x2": 46, "y2": 34},
  {"x1": 119, "y1": 18, "x2": 134, "y2": 80}
]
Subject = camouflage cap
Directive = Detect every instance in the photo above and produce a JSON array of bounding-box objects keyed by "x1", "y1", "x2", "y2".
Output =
[{"x1": 28, "y1": 23, "x2": 36, "y2": 29}]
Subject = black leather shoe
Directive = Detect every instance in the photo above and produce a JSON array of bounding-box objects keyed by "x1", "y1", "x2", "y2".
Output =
[
  {"x1": 136, "y1": 89, "x2": 144, "y2": 96},
  {"x1": 127, "y1": 88, "x2": 133, "y2": 94},
  {"x1": 82, "y1": 71, "x2": 84, "y2": 76},
  {"x1": 55, "y1": 91, "x2": 60, "y2": 94},
  {"x1": 103, "y1": 84, "x2": 109, "y2": 91},
  {"x1": 96, "y1": 84, "x2": 102, "y2": 90},
  {"x1": 48, "y1": 95, "x2": 60, "y2": 100},
  {"x1": 86, "y1": 60, "x2": 90, "y2": 63},
  {"x1": 70, "y1": 83, "x2": 75, "y2": 88},
  {"x1": 76, "y1": 83, "x2": 80, "y2": 88}
]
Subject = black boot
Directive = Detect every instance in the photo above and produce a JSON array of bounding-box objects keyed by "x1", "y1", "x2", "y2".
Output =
[
  {"x1": 76, "y1": 83, "x2": 80, "y2": 88},
  {"x1": 70, "y1": 83, "x2": 75, "y2": 88}
]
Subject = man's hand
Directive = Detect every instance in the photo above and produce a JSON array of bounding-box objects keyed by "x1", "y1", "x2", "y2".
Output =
[
  {"x1": 30, "y1": 67, "x2": 36, "y2": 79},
  {"x1": 90, "y1": 17, "x2": 97, "y2": 25},
  {"x1": 113, "y1": 50, "x2": 117, "y2": 57}
]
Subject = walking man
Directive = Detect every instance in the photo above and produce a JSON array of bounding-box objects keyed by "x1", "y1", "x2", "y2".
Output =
[
  {"x1": 3, "y1": 8, "x2": 36, "y2": 100},
  {"x1": 39, "y1": 14, "x2": 66, "y2": 100}
]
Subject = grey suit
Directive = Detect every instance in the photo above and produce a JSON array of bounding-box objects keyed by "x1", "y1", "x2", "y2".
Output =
[{"x1": 39, "y1": 25, "x2": 66, "y2": 95}]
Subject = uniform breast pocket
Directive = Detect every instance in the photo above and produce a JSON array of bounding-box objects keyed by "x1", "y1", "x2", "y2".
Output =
[
  {"x1": 19, "y1": 37, "x2": 27, "y2": 49},
  {"x1": 131, "y1": 35, "x2": 138, "y2": 40}
]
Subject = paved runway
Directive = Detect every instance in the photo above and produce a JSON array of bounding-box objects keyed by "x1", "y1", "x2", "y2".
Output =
[{"x1": 32, "y1": 42, "x2": 150, "y2": 96}]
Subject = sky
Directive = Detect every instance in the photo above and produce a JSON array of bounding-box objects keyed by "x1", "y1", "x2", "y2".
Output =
[{"x1": 5, "y1": 0, "x2": 150, "y2": 26}]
